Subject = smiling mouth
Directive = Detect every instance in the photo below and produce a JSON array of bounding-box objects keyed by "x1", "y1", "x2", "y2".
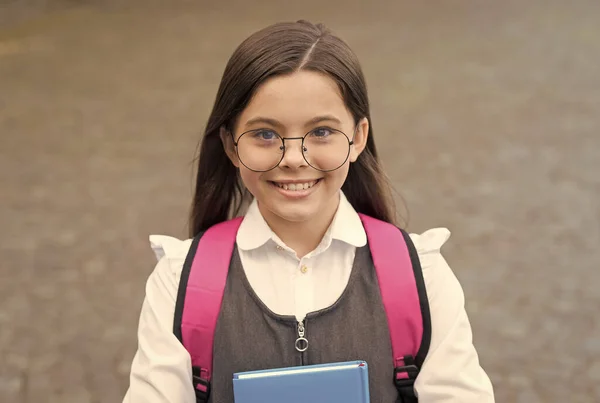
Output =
[{"x1": 270, "y1": 179, "x2": 321, "y2": 191}]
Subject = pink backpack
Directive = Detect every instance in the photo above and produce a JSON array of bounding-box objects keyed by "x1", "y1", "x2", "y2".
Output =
[{"x1": 173, "y1": 214, "x2": 431, "y2": 403}]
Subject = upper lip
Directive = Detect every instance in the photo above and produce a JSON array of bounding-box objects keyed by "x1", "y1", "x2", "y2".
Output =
[{"x1": 270, "y1": 179, "x2": 321, "y2": 184}]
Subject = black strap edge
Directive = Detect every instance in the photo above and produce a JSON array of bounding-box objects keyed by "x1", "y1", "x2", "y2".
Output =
[
  {"x1": 400, "y1": 228, "x2": 432, "y2": 369},
  {"x1": 173, "y1": 232, "x2": 205, "y2": 342}
]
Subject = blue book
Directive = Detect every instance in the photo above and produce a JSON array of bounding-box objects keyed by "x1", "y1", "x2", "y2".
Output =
[{"x1": 232, "y1": 360, "x2": 370, "y2": 403}]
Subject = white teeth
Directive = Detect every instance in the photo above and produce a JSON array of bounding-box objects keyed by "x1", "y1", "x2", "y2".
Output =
[{"x1": 274, "y1": 180, "x2": 318, "y2": 191}]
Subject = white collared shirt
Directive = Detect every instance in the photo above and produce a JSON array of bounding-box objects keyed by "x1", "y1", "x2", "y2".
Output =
[
  {"x1": 124, "y1": 192, "x2": 495, "y2": 402},
  {"x1": 235, "y1": 192, "x2": 367, "y2": 321}
]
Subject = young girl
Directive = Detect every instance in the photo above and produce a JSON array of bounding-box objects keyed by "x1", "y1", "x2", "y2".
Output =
[{"x1": 123, "y1": 20, "x2": 495, "y2": 403}]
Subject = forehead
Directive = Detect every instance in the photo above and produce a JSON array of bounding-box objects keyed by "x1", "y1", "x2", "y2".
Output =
[{"x1": 237, "y1": 70, "x2": 353, "y2": 129}]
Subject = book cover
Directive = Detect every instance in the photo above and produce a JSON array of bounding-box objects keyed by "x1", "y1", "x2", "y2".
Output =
[{"x1": 233, "y1": 360, "x2": 370, "y2": 403}]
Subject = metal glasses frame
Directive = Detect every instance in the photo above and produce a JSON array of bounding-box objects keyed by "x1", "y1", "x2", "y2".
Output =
[{"x1": 231, "y1": 125, "x2": 357, "y2": 172}]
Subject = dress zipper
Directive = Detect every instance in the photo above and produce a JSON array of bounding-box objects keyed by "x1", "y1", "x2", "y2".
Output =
[{"x1": 295, "y1": 320, "x2": 308, "y2": 365}]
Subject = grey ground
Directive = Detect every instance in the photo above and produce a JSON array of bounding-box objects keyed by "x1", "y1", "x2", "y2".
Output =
[{"x1": 1, "y1": 1, "x2": 599, "y2": 402}]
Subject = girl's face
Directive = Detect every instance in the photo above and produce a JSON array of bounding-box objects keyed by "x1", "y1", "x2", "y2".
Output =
[{"x1": 222, "y1": 70, "x2": 368, "y2": 227}]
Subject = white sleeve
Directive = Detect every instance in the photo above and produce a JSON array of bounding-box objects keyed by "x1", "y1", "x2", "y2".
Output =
[
  {"x1": 411, "y1": 229, "x2": 495, "y2": 402},
  {"x1": 122, "y1": 236, "x2": 196, "y2": 403}
]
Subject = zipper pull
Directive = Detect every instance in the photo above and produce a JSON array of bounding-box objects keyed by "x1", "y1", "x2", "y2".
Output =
[{"x1": 295, "y1": 320, "x2": 308, "y2": 352}]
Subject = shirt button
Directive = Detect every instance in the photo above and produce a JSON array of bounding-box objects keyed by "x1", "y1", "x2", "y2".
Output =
[
  {"x1": 276, "y1": 245, "x2": 284, "y2": 250},
  {"x1": 300, "y1": 265, "x2": 308, "y2": 274}
]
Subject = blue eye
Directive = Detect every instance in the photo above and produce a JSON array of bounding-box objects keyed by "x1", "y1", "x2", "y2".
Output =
[
  {"x1": 311, "y1": 127, "x2": 332, "y2": 137},
  {"x1": 253, "y1": 130, "x2": 278, "y2": 140}
]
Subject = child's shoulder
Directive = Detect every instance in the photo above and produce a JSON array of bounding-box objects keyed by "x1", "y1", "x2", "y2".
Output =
[
  {"x1": 407, "y1": 227, "x2": 451, "y2": 255},
  {"x1": 406, "y1": 227, "x2": 453, "y2": 279},
  {"x1": 149, "y1": 235, "x2": 193, "y2": 273},
  {"x1": 146, "y1": 226, "x2": 451, "y2": 273}
]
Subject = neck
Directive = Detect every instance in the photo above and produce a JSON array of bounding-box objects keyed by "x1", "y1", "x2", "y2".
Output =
[{"x1": 259, "y1": 195, "x2": 340, "y2": 258}]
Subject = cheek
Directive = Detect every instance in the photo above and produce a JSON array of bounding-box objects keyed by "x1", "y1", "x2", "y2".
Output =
[
  {"x1": 325, "y1": 164, "x2": 350, "y2": 186},
  {"x1": 238, "y1": 168, "x2": 263, "y2": 192}
]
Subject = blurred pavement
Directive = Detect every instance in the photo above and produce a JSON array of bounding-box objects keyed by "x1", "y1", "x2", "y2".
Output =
[{"x1": 1, "y1": 1, "x2": 599, "y2": 402}]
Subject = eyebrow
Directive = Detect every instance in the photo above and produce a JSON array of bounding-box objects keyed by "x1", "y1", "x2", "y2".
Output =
[{"x1": 244, "y1": 115, "x2": 342, "y2": 129}]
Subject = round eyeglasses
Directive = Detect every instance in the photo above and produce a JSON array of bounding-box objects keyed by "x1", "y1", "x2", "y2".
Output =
[{"x1": 231, "y1": 127, "x2": 355, "y2": 172}]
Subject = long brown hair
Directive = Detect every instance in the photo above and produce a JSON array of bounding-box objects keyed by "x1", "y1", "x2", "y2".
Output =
[{"x1": 190, "y1": 20, "x2": 398, "y2": 236}]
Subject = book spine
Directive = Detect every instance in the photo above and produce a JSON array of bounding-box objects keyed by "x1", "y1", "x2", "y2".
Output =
[{"x1": 359, "y1": 363, "x2": 370, "y2": 402}]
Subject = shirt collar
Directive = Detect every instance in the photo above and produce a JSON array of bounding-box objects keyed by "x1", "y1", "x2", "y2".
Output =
[
  {"x1": 236, "y1": 197, "x2": 274, "y2": 251},
  {"x1": 327, "y1": 191, "x2": 367, "y2": 247},
  {"x1": 236, "y1": 191, "x2": 367, "y2": 251}
]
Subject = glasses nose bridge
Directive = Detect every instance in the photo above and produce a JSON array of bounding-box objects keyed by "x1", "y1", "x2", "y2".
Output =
[{"x1": 281, "y1": 136, "x2": 307, "y2": 153}]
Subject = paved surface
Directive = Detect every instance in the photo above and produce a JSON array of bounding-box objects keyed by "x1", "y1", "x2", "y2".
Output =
[{"x1": 1, "y1": 1, "x2": 599, "y2": 402}]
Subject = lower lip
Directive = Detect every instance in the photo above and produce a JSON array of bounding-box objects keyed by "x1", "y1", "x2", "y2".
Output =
[{"x1": 270, "y1": 179, "x2": 321, "y2": 199}]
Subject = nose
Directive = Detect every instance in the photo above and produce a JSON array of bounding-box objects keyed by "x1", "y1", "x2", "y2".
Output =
[{"x1": 279, "y1": 138, "x2": 307, "y2": 169}]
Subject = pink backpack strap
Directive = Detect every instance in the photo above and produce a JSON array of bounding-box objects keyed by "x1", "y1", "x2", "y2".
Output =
[
  {"x1": 359, "y1": 214, "x2": 431, "y2": 402},
  {"x1": 173, "y1": 217, "x2": 243, "y2": 403}
]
